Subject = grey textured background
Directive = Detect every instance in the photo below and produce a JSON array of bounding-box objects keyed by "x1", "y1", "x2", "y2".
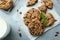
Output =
[{"x1": 0, "y1": 0, "x2": 60, "y2": 40}]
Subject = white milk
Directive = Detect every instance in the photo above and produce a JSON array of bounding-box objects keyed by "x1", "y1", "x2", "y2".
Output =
[{"x1": 0, "y1": 18, "x2": 7, "y2": 38}]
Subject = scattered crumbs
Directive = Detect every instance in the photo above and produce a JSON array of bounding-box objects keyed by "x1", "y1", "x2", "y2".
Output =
[
  {"x1": 56, "y1": 32, "x2": 59, "y2": 34},
  {"x1": 55, "y1": 34, "x2": 58, "y2": 37},
  {"x1": 19, "y1": 12, "x2": 22, "y2": 14},
  {"x1": 18, "y1": 27, "x2": 22, "y2": 37},
  {"x1": 54, "y1": 32, "x2": 59, "y2": 37},
  {"x1": 19, "y1": 32, "x2": 22, "y2": 37},
  {"x1": 17, "y1": 9, "x2": 19, "y2": 12}
]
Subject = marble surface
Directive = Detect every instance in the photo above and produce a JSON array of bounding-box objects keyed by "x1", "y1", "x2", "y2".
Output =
[{"x1": 0, "y1": 0, "x2": 60, "y2": 40}]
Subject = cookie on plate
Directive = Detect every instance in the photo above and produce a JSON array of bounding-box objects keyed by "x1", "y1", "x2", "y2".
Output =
[
  {"x1": 23, "y1": 8, "x2": 40, "y2": 26},
  {"x1": 0, "y1": 0, "x2": 13, "y2": 10},
  {"x1": 38, "y1": 5, "x2": 47, "y2": 12},
  {"x1": 23, "y1": 8, "x2": 44, "y2": 36},
  {"x1": 44, "y1": 13, "x2": 55, "y2": 27},
  {"x1": 28, "y1": 18, "x2": 44, "y2": 36},
  {"x1": 42, "y1": 0, "x2": 53, "y2": 9},
  {"x1": 26, "y1": 0, "x2": 38, "y2": 7}
]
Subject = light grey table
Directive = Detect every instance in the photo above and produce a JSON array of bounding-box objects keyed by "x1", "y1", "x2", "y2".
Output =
[{"x1": 1, "y1": 0, "x2": 60, "y2": 40}]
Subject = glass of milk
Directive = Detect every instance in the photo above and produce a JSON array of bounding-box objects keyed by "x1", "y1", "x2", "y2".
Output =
[{"x1": 0, "y1": 17, "x2": 10, "y2": 39}]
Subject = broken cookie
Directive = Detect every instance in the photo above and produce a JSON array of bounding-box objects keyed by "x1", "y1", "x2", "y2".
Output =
[{"x1": 26, "y1": 0, "x2": 38, "y2": 7}]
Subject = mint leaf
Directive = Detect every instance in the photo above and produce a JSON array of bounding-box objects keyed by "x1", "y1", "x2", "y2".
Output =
[{"x1": 40, "y1": 11, "x2": 46, "y2": 28}]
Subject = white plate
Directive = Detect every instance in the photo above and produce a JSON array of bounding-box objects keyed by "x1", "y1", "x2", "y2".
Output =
[{"x1": 13, "y1": 0, "x2": 60, "y2": 40}]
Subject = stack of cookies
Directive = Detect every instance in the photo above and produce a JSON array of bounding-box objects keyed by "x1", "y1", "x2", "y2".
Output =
[{"x1": 23, "y1": 8, "x2": 44, "y2": 36}]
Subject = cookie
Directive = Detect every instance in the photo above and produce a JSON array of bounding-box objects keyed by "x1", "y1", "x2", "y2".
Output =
[
  {"x1": 38, "y1": 5, "x2": 47, "y2": 12},
  {"x1": 44, "y1": 13, "x2": 55, "y2": 27},
  {"x1": 23, "y1": 8, "x2": 44, "y2": 36},
  {"x1": 0, "y1": 0, "x2": 13, "y2": 10},
  {"x1": 42, "y1": 0, "x2": 53, "y2": 9},
  {"x1": 23, "y1": 8, "x2": 40, "y2": 26},
  {"x1": 26, "y1": 0, "x2": 38, "y2": 7},
  {"x1": 28, "y1": 18, "x2": 44, "y2": 36},
  {"x1": 45, "y1": 0, "x2": 53, "y2": 9}
]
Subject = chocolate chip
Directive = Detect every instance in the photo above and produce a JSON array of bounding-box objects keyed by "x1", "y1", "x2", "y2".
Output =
[
  {"x1": 56, "y1": 32, "x2": 59, "y2": 34},
  {"x1": 33, "y1": 10, "x2": 34, "y2": 12},
  {"x1": 19, "y1": 32, "x2": 22, "y2": 37},
  {"x1": 42, "y1": 27, "x2": 44, "y2": 29},
  {"x1": 54, "y1": 32, "x2": 59, "y2": 37},
  {"x1": 55, "y1": 34, "x2": 58, "y2": 37},
  {"x1": 18, "y1": 28, "x2": 22, "y2": 37},
  {"x1": 54, "y1": 20, "x2": 57, "y2": 22},
  {"x1": 19, "y1": 12, "x2": 22, "y2": 14},
  {"x1": 35, "y1": 0, "x2": 38, "y2": 3},
  {"x1": 27, "y1": 12, "x2": 29, "y2": 13}
]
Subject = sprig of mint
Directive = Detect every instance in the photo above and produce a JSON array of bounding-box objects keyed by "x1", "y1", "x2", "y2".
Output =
[{"x1": 40, "y1": 12, "x2": 46, "y2": 28}]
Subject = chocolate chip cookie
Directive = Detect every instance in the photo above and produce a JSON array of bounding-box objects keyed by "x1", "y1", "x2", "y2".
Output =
[
  {"x1": 26, "y1": 0, "x2": 38, "y2": 7},
  {"x1": 0, "y1": 0, "x2": 13, "y2": 10},
  {"x1": 38, "y1": 5, "x2": 47, "y2": 12},
  {"x1": 42, "y1": 0, "x2": 53, "y2": 9},
  {"x1": 23, "y1": 8, "x2": 44, "y2": 36},
  {"x1": 44, "y1": 13, "x2": 55, "y2": 27},
  {"x1": 28, "y1": 18, "x2": 44, "y2": 36},
  {"x1": 23, "y1": 8, "x2": 40, "y2": 26}
]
